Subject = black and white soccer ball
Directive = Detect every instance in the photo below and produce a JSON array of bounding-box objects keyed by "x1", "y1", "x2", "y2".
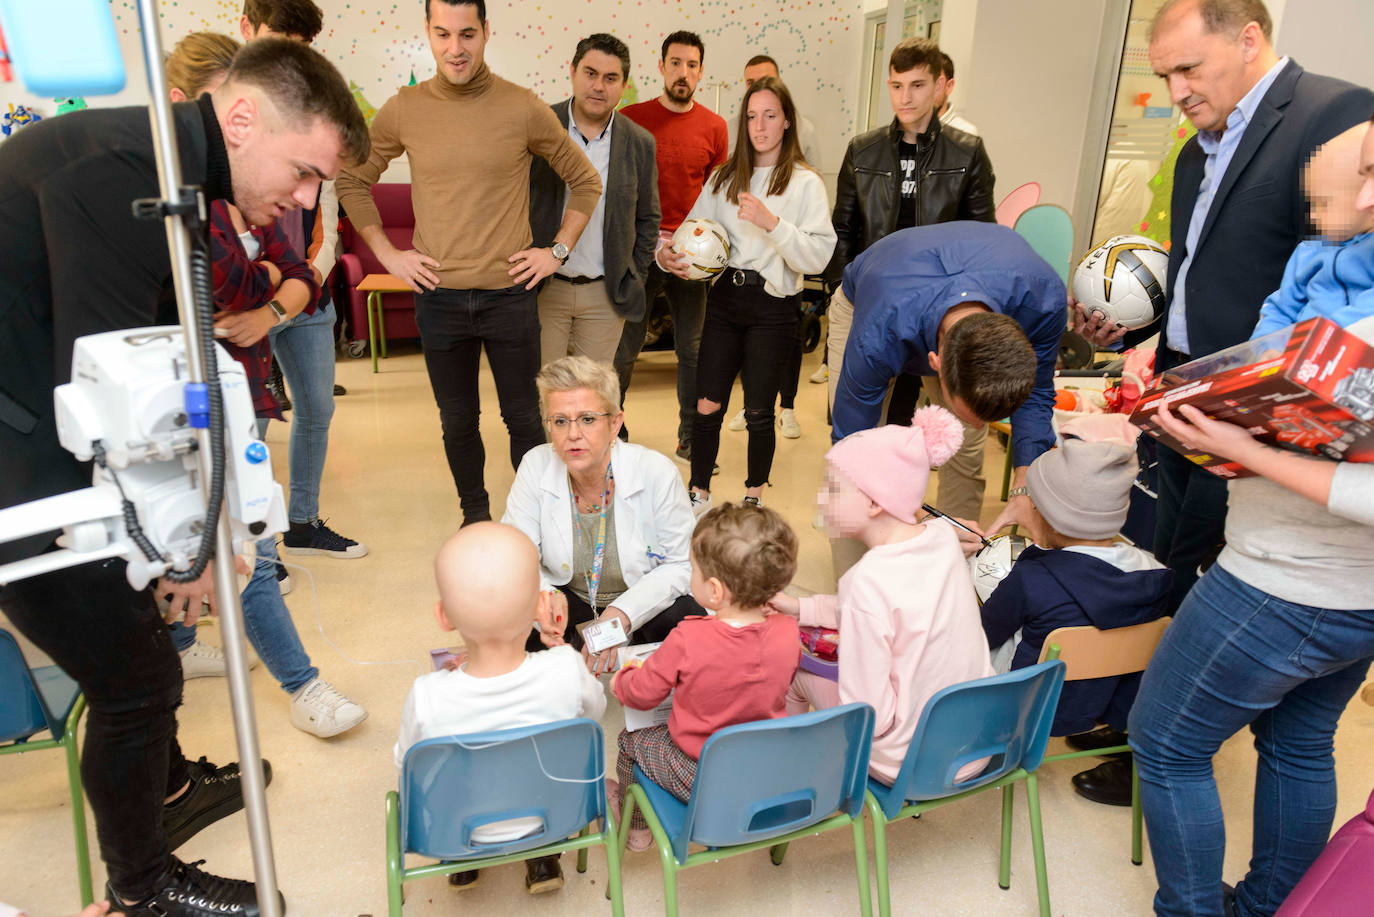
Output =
[
  {"x1": 1072, "y1": 234, "x2": 1169, "y2": 330},
  {"x1": 969, "y1": 533, "x2": 1032, "y2": 604}
]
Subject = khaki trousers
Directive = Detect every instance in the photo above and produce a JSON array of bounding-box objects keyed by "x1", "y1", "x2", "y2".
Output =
[
  {"x1": 538, "y1": 277, "x2": 625, "y2": 367},
  {"x1": 824, "y1": 288, "x2": 990, "y2": 580}
]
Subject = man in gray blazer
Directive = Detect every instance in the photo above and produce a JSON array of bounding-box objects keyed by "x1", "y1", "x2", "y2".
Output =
[{"x1": 530, "y1": 33, "x2": 661, "y2": 366}]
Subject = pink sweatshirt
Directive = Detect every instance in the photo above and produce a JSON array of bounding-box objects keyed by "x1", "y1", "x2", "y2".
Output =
[
  {"x1": 614, "y1": 614, "x2": 801, "y2": 759},
  {"x1": 798, "y1": 521, "x2": 995, "y2": 784}
]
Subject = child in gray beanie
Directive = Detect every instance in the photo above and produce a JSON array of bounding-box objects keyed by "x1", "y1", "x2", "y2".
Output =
[{"x1": 979, "y1": 431, "x2": 1171, "y2": 808}]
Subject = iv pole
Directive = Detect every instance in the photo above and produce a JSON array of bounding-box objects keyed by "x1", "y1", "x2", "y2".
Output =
[{"x1": 131, "y1": 0, "x2": 282, "y2": 912}]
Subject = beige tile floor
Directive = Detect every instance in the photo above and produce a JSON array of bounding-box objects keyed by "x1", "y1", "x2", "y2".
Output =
[{"x1": 4, "y1": 343, "x2": 1373, "y2": 916}]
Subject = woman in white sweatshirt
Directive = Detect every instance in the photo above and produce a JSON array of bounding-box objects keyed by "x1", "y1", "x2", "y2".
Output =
[{"x1": 659, "y1": 76, "x2": 836, "y2": 512}]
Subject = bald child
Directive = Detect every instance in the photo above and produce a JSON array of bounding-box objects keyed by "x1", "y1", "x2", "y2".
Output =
[
  {"x1": 1252, "y1": 123, "x2": 1374, "y2": 338},
  {"x1": 394, "y1": 523, "x2": 606, "y2": 892}
]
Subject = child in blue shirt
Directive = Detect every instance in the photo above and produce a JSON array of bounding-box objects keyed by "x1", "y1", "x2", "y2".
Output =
[
  {"x1": 980, "y1": 430, "x2": 1171, "y2": 807},
  {"x1": 1252, "y1": 124, "x2": 1374, "y2": 339}
]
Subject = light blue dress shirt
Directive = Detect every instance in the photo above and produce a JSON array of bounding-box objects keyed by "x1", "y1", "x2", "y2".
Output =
[
  {"x1": 1165, "y1": 57, "x2": 1289, "y2": 355},
  {"x1": 558, "y1": 101, "x2": 614, "y2": 282}
]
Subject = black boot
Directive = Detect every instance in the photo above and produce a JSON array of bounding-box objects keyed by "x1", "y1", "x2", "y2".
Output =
[
  {"x1": 1064, "y1": 725, "x2": 1129, "y2": 753},
  {"x1": 109, "y1": 856, "x2": 284, "y2": 916},
  {"x1": 1071, "y1": 757, "x2": 1134, "y2": 807},
  {"x1": 524, "y1": 854, "x2": 564, "y2": 894}
]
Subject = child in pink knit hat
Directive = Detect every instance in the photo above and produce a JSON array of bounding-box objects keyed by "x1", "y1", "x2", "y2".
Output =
[{"x1": 768, "y1": 407, "x2": 996, "y2": 785}]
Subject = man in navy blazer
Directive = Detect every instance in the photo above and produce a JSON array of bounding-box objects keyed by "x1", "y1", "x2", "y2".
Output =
[
  {"x1": 529, "y1": 33, "x2": 661, "y2": 366},
  {"x1": 1075, "y1": 0, "x2": 1373, "y2": 612}
]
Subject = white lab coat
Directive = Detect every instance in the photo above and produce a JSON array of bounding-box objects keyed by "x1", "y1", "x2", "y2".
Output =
[{"x1": 501, "y1": 440, "x2": 695, "y2": 630}]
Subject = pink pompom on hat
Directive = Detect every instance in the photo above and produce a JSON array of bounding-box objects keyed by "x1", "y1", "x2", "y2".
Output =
[{"x1": 825, "y1": 406, "x2": 966, "y2": 524}]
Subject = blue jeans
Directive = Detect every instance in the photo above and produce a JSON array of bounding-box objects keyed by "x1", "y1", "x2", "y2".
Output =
[
  {"x1": 1129, "y1": 565, "x2": 1374, "y2": 916},
  {"x1": 169, "y1": 535, "x2": 318, "y2": 695},
  {"x1": 267, "y1": 298, "x2": 337, "y2": 524}
]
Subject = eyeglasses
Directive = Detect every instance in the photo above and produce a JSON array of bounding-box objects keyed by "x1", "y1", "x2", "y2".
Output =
[{"x1": 545, "y1": 412, "x2": 611, "y2": 431}]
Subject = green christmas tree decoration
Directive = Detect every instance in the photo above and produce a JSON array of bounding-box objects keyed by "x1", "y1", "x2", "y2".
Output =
[{"x1": 1138, "y1": 121, "x2": 1197, "y2": 250}]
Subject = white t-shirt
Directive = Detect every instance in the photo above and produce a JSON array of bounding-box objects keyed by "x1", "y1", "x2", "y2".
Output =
[{"x1": 394, "y1": 646, "x2": 607, "y2": 842}]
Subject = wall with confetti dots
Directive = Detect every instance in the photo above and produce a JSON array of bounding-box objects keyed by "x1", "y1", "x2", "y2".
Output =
[{"x1": 4, "y1": 1, "x2": 868, "y2": 181}]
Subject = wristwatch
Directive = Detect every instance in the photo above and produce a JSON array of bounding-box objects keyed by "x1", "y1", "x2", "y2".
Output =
[
  {"x1": 266, "y1": 298, "x2": 288, "y2": 324},
  {"x1": 1007, "y1": 486, "x2": 1029, "y2": 499},
  {"x1": 551, "y1": 241, "x2": 570, "y2": 264}
]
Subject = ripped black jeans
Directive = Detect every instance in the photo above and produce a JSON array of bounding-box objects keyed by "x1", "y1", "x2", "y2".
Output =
[{"x1": 689, "y1": 279, "x2": 799, "y2": 492}]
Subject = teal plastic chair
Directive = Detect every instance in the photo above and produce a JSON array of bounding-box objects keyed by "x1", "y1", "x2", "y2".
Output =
[
  {"x1": 1014, "y1": 204, "x2": 1076, "y2": 286},
  {"x1": 621, "y1": 703, "x2": 877, "y2": 917},
  {"x1": 0, "y1": 628, "x2": 93, "y2": 908},
  {"x1": 385, "y1": 718, "x2": 622, "y2": 916},
  {"x1": 865, "y1": 661, "x2": 1066, "y2": 917},
  {"x1": 1038, "y1": 618, "x2": 1172, "y2": 866}
]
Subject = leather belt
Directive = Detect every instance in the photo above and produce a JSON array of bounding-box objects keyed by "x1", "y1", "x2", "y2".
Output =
[
  {"x1": 554, "y1": 274, "x2": 603, "y2": 285},
  {"x1": 726, "y1": 268, "x2": 765, "y2": 287}
]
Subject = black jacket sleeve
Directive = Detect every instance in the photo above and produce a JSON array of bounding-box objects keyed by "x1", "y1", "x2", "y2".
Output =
[
  {"x1": 824, "y1": 141, "x2": 861, "y2": 291},
  {"x1": 959, "y1": 137, "x2": 997, "y2": 223}
]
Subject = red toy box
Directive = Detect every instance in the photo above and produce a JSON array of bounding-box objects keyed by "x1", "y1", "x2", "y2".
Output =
[{"x1": 1129, "y1": 317, "x2": 1374, "y2": 478}]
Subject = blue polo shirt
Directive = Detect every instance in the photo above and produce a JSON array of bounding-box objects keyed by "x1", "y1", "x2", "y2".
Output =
[{"x1": 835, "y1": 222, "x2": 1066, "y2": 469}]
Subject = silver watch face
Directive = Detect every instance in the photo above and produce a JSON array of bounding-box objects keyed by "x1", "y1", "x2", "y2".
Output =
[{"x1": 552, "y1": 242, "x2": 570, "y2": 260}]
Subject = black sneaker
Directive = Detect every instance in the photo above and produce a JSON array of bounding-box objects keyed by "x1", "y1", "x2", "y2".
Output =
[
  {"x1": 281, "y1": 519, "x2": 368, "y2": 558},
  {"x1": 275, "y1": 562, "x2": 292, "y2": 596},
  {"x1": 109, "y1": 856, "x2": 284, "y2": 916},
  {"x1": 333, "y1": 383, "x2": 347, "y2": 396},
  {"x1": 448, "y1": 868, "x2": 479, "y2": 889},
  {"x1": 164, "y1": 756, "x2": 273, "y2": 852},
  {"x1": 524, "y1": 855, "x2": 564, "y2": 894}
]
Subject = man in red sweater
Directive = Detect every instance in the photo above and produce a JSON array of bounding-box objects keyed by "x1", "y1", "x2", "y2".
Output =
[{"x1": 614, "y1": 30, "x2": 729, "y2": 461}]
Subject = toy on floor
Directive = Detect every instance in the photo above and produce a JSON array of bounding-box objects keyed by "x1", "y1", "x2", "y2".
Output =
[{"x1": 2, "y1": 103, "x2": 40, "y2": 137}]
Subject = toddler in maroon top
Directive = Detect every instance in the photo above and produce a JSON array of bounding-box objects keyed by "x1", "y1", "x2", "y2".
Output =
[{"x1": 610, "y1": 503, "x2": 801, "y2": 850}]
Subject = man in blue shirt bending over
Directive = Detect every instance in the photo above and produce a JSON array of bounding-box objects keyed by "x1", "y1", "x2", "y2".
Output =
[{"x1": 831, "y1": 221, "x2": 1066, "y2": 564}]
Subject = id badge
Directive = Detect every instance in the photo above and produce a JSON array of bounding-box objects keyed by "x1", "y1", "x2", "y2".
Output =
[{"x1": 577, "y1": 616, "x2": 629, "y2": 654}]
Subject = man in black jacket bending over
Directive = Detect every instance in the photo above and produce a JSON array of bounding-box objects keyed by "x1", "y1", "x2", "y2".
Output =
[{"x1": 826, "y1": 36, "x2": 997, "y2": 522}]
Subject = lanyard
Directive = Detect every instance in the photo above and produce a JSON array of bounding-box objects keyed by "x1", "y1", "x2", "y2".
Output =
[{"x1": 570, "y1": 464, "x2": 614, "y2": 614}]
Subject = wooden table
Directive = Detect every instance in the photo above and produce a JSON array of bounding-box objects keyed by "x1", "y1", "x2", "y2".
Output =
[{"x1": 355, "y1": 273, "x2": 412, "y2": 373}]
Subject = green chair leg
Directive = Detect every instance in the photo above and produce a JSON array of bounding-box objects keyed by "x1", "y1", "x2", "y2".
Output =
[
  {"x1": 1131, "y1": 760, "x2": 1144, "y2": 866},
  {"x1": 999, "y1": 783, "x2": 1014, "y2": 889},
  {"x1": 769, "y1": 842, "x2": 789, "y2": 865},
  {"x1": 851, "y1": 813, "x2": 873, "y2": 917},
  {"x1": 366, "y1": 292, "x2": 380, "y2": 374},
  {"x1": 660, "y1": 852, "x2": 679, "y2": 917},
  {"x1": 576, "y1": 825, "x2": 589, "y2": 874},
  {"x1": 604, "y1": 807, "x2": 625, "y2": 917},
  {"x1": 377, "y1": 303, "x2": 389, "y2": 359},
  {"x1": 65, "y1": 696, "x2": 93, "y2": 907},
  {"x1": 866, "y1": 794, "x2": 891, "y2": 917},
  {"x1": 385, "y1": 791, "x2": 404, "y2": 917},
  {"x1": 1024, "y1": 774, "x2": 1051, "y2": 917},
  {"x1": 1000, "y1": 447, "x2": 1013, "y2": 501}
]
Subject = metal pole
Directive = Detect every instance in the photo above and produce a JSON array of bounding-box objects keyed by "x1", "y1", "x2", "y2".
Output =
[{"x1": 132, "y1": 3, "x2": 282, "y2": 914}]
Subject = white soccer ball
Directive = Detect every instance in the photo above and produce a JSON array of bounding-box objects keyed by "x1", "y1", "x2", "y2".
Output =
[
  {"x1": 671, "y1": 218, "x2": 731, "y2": 281},
  {"x1": 1072, "y1": 234, "x2": 1169, "y2": 330},
  {"x1": 969, "y1": 533, "x2": 1032, "y2": 605}
]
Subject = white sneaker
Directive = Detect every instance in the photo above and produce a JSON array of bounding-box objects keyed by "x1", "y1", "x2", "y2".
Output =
[
  {"x1": 689, "y1": 491, "x2": 713, "y2": 518},
  {"x1": 178, "y1": 640, "x2": 259, "y2": 679},
  {"x1": 179, "y1": 640, "x2": 226, "y2": 679},
  {"x1": 777, "y1": 408, "x2": 802, "y2": 439},
  {"x1": 290, "y1": 677, "x2": 368, "y2": 738},
  {"x1": 727, "y1": 409, "x2": 746, "y2": 432},
  {"x1": 809, "y1": 364, "x2": 828, "y2": 384}
]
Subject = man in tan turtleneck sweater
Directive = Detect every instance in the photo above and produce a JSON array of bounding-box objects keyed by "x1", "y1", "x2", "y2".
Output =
[{"x1": 337, "y1": 0, "x2": 601, "y2": 528}]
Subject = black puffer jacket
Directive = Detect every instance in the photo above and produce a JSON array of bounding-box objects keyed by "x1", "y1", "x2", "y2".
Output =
[{"x1": 824, "y1": 117, "x2": 996, "y2": 288}]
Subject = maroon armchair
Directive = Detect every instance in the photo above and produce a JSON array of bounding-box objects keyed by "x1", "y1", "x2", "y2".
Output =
[{"x1": 337, "y1": 183, "x2": 419, "y2": 354}]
